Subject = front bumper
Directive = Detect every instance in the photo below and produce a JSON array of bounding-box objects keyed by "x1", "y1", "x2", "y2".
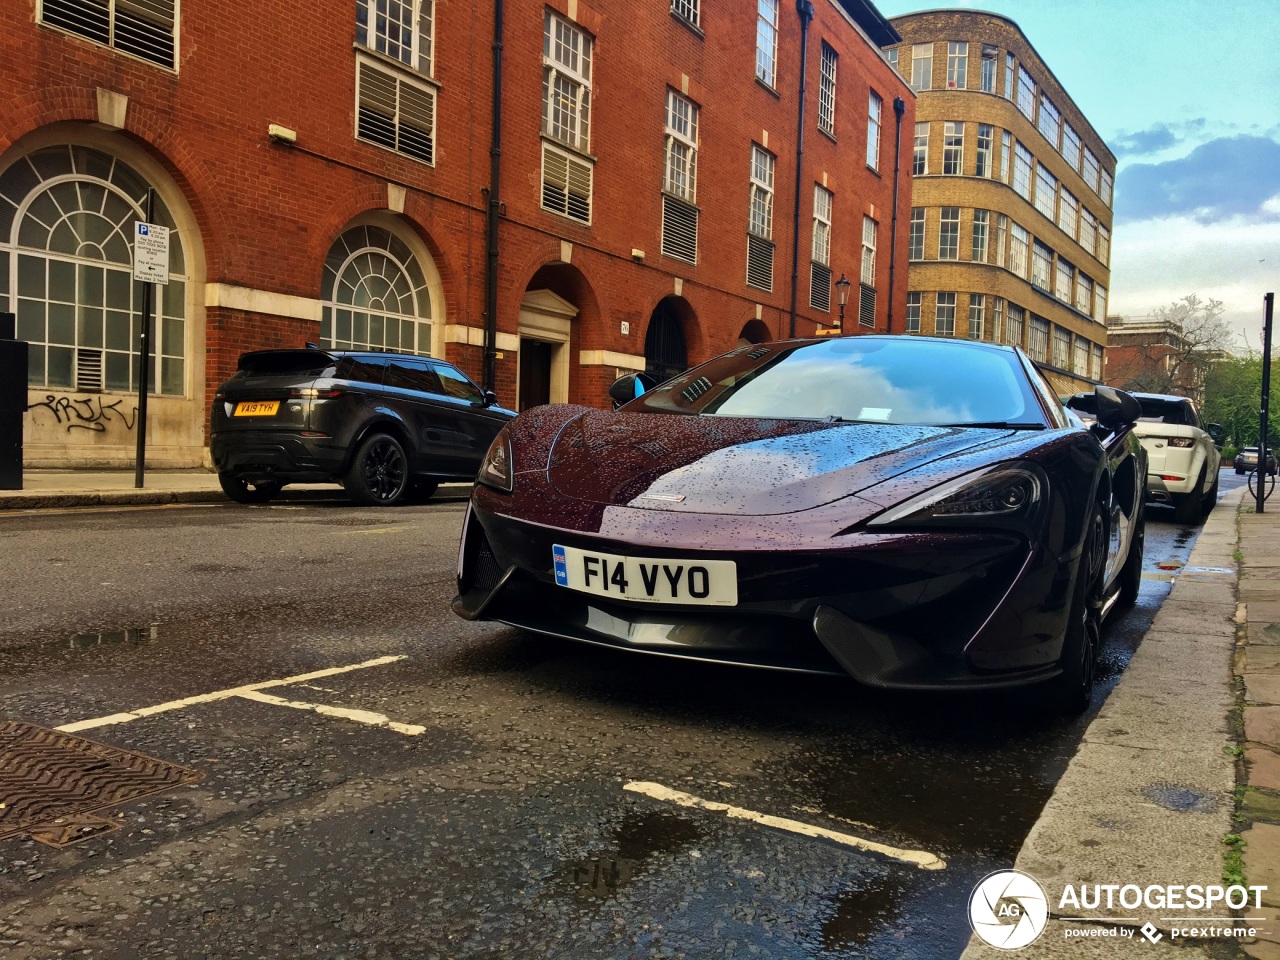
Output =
[{"x1": 453, "y1": 496, "x2": 1072, "y2": 691}]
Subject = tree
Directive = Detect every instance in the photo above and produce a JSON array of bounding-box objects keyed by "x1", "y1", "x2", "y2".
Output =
[
  {"x1": 1202, "y1": 351, "x2": 1280, "y2": 450},
  {"x1": 1107, "y1": 295, "x2": 1233, "y2": 401}
]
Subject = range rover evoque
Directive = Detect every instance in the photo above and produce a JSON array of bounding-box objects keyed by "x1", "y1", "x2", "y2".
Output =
[{"x1": 211, "y1": 348, "x2": 515, "y2": 506}]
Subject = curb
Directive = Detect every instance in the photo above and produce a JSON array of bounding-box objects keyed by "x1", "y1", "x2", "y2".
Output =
[{"x1": 962, "y1": 489, "x2": 1246, "y2": 958}]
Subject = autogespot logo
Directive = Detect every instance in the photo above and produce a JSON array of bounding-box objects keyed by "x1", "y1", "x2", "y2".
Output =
[{"x1": 969, "y1": 870, "x2": 1050, "y2": 950}]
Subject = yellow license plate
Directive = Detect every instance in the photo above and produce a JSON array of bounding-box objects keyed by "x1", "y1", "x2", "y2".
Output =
[{"x1": 233, "y1": 400, "x2": 280, "y2": 417}]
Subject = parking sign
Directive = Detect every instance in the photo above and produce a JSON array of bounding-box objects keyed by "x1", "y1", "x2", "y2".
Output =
[{"x1": 133, "y1": 221, "x2": 170, "y2": 284}]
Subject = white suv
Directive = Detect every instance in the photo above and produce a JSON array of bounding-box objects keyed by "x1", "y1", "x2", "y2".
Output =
[
  {"x1": 1129, "y1": 393, "x2": 1224, "y2": 524},
  {"x1": 1067, "y1": 391, "x2": 1224, "y2": 524}
]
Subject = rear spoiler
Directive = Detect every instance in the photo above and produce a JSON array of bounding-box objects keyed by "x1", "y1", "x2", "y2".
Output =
[{"x1": 236, "y1": 348, "x2": 337, "y2": 371}]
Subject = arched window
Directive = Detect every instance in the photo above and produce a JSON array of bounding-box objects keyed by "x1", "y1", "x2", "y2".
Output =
[
  {"x1": 644, "y1": 297, "x2": 688, "y2": 383},
  {"x1": 0, "y1": 146, "x2": 187, "y2": 394},
  {"x1": 320, "y1": 224, "x2": 433, "y2": 355}
]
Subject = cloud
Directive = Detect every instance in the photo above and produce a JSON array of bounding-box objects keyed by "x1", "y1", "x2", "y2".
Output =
[
  {"x1": 1109, "y1": 213, "x2": 1280, "y2": 349},
  {"x1": 1115, "y1": 135, "x2": 1280, "y2": 223},
  {"x1": 1110, "y1": 119, "x2": 1209, "y2": 158}
]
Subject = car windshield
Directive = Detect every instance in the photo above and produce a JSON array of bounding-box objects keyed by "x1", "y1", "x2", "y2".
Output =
[
  {"x1": 1136, "y1": 398, "x2": 1192, "y2": 425},
  {"x1": 627, "y1": 337, "x2": 1045, "y2": 427}
]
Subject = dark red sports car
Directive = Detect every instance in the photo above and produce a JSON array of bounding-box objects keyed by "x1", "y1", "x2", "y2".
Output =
[{"x1": 454, "y1": 335, "x2": 1146, "y2": 712}]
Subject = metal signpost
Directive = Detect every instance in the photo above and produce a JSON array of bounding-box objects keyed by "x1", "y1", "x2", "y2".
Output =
[
  {"x1": 1259, "y1": 292, "x2": 1274, "y2": 514},
  {"x1": 132, "y1": 191, "x2": 169, "y2": 488}
]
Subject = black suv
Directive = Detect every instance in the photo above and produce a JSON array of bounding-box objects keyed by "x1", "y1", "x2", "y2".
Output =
[{"x1": 211, "y1": 349, "x2": 515, "y2": 506}]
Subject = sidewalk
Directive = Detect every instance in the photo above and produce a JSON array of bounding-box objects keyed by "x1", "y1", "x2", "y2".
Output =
[
  {"x1": 0, "y1": 470, "x2": 470, "y2": 510},
  {"x1": 963, "y1": 487, "x2": 1280, "y2": 958}
]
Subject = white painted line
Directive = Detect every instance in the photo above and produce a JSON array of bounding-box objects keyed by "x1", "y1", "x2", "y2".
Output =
[
  {"x1": 623, "y1": 781, "x2": 945, "y2": 870},
  {"x1": 236, "y1": 690, "x2": 425, "y2": 736},
  {"x1": 56, "y1": 655, "x2": 408, "y2": 732}
]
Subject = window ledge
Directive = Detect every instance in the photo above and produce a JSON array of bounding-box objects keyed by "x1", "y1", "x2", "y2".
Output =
[
  {"x1": 670, "y1": 10, "x2": 704, "y2": 39},
  {"x1": 540, "y1": 134, "x2": 597, "y2": 164},
  {"x1": 865, "y1": 165, "x2": 882, "y2": 178},
  {"x1": 354, "y1": 44, "x2": 440, "y2": 89},
  {"x1": 818, "y1": 127, "x2": 837, "y2": 145},
  {"x1": 755, "y1": 76, "x2": 782, "y2": 100}
]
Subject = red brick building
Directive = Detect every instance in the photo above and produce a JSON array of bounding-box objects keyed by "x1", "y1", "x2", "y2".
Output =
[{"x1": 1, "y1": 0, "x2": 912, "y2": 468}]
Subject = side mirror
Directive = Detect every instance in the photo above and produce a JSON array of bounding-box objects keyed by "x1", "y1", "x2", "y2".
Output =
[
  {"x1": 1094, "y1": 385, "x2": 1141, "y2": 433},
  {"x1": 608, "y1": 372, "x2": 656, "y2": 409},
  {"x1": 1207, "y1": 423, "x2": 1225, "y2": 447},
  {"x1": 482, "y1": 390, "x2": 498, "y2": 407}
]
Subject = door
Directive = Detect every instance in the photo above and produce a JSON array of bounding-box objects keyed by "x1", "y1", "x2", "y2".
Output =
[{"x1": 519, "y1": 339, "x2": 554, "y2": 410}]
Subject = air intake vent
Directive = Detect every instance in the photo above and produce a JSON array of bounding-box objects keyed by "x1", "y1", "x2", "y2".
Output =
[
  {"x1": 76, "y1": 349, "x2": 103, "y2": 391},
  {"x1": 810, "y1": 262, "x2": 832, "y2": 312},
  {"x1": 679, "y1": 377, "x2": 712, "y2": 403},
  {"x1": 746, "y1": 234, "x2": 774, "y2": 292},
  {"x1": 661, "y1": 195, "x2": 698, "y2": 264},
  {"x1": 859, "y1": 284, "x2": 876, "y2": 328},
  {"x1": 747, "y1": 347, "x2": 771, "y2": 360}
]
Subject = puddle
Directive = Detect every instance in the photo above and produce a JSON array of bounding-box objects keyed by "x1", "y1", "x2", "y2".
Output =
[
  {"x1": 821, "y1": 874, "x2": 915, "y2": 951},
  {"x1": 1143, "y1": 784, "x2": 1218, "y2": 814},
  {"x1": 565, "y1": 810, "x2": 702, "y2": 898}
]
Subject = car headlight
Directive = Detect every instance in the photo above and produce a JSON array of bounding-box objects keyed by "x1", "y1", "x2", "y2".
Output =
[
  {"x1": 867, "y1": 463, "x2": 1045, "y2": 531},
  {"x1": 477, "y1": 428, "x2": 514, "y2": 493}
]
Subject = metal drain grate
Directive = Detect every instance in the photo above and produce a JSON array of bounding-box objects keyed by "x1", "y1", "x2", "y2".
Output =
[{"x1": 0, "y1": 721, "x2": 203, "y2": 844}]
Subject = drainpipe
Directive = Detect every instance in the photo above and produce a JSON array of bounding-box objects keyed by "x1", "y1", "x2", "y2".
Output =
[
  {"x1": 788, "y1": 0, "x2": 815, "y2": 340},
  {"x1": 886, "y1": 96, "x2": 905, "y2": 334},
  {"x1": 482, "y1": 0, "x2": 505, "y2": 392}
]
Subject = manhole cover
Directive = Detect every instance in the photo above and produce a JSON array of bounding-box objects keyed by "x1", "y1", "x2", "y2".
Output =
[{"x1": 0, "y1": 721, "x2": 203, "y2": 844}]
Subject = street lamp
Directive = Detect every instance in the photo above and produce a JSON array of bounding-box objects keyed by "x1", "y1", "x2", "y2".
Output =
[{"x1": 835, "y1": 274, "x2": 852, "y2": 332}]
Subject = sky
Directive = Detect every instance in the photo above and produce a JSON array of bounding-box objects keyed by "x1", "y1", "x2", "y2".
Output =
[{"x1": 872, "y1": 0, "x2": 1280, "y2": 350}]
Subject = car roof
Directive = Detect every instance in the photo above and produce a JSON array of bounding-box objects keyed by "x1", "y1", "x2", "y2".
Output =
[
  {"x1": 238, "y1": 347, "x2": 458, "y2": 368},
  {"x1": 1129, "y1": 391, "x2": 1194, "y2": 403}
]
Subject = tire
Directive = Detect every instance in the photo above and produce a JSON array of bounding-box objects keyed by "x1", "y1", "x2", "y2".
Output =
[
  {"x1": 1201, "y1": 472, "x2": 1220, "y2": 518},
  {"x1": 1236, "y1": 467, "x2": 1245, "y2": 476},
  {"x1": 1047, "y1": 502, "x2": 1104, "y2": 715},
  {"x1": 345, "y1": 433, "x2": 409, "y2": 506},
  {"x1": 218, "y1": 472, "x2": 282, "y2": 504},
  {"x1": 1118, "y1": 496, "x2": 1145, "y2": 608},
  {"x1": 1173, "y1": 465, "x2": 1207, "y2": 524}
]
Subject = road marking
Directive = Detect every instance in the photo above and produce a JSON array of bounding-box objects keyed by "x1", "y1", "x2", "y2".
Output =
[
  {"x1": 56, "y1": 655, "x2": 408, "y2": 733},
  {"x1": 623, "y1": 781, "x2": 946, "y2": 870},
  {"x1": 237, "y1": 690, "x2": 425, "y2": 736}
]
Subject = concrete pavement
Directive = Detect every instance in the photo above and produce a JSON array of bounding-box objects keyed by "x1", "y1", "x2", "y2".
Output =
[{"x1": 964, "y1": 486, "x2": 1280, "y2": 958}]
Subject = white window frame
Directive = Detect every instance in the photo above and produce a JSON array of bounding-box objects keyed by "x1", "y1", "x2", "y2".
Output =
[
  {"x1": 939, "y1": 207, "x2": 960, "y2": 260},
  {"x1": 542, "y1": 11, "x2": 593, "y2": 153},
  {"x1": 947, "y1": 41, "x2": 967, "y2": 89},
  {"x1": 905, "y1": 292, "x2": 922, "y2": 333},
  {"x1": 1004, "y1": 53, "x2": 1015, "y2": 100},
  {"x1": 1007, "y1": 304, "x2": 1025, "y2": 348},
  {"x1": 812, "y1": 184, "x2": 833, "y2": 266},
  {"x1": 867, "y1": 92, "x2": 883, "y2": 169},
  {"x1": 980, "y1": 44, "x2": 997, "y2": 92},
  {"x1": 908, "y1": 207, "x2": 925, "y2": 261},
  {"x1": 935, "y1": 292, "x2": 957, "y2": 337},
  {"x1": 1055, "y1": 258, "x2": 1073, "y2": 303},
  {"x1": 1083, "y1": 148, "x2": 1101, "y2": 194},
  {"x1": 1058, "y1": 189, "x2": 1078, "y2": 239},
  {"x1": 976, "y1": 124, "x2": 994, "y2": 178},
  {"x1": 914, "y1": 123, "x2": 929, "y2": 176},
  {"x1": 1062, "y1": 123, "x2": 1081, "y2": 171},
  {"x1": 972, "y1": 209, "x2": 989, "y2": 262},
  {"x1": 671, "y1": 0, "x2": 700, "y2": 29},
  {"x1": 664, "y1": 89, "x2": 699, "y2": 203},
  {"x1": 1017, "y1": 66, "x2": 1035, "y2": 120},
  {"x1": 911, "y1": 43, "x2": 933, "y2": 92},
  {"x1": 1012, "y1": 143, "x2": 1032, "y2": 200},
  {"x1": 1010, "y1": 223, "x2": 1029, "y2": 278},
  {"x1": 943, "y1": 121, "x2": 963, "y2": 175},
  {"x1": 818, "y1": 43, "x2": 837, "y2": 137},
  {"x1": 40, "y1": 0, "x2": 180, "y2": 69},
  {"x1": 356, "y1": 55, "x2": 438, "y2": 166},
  {"x1": 969, "y1": 293, "x2": 985, "y2": 340},
  {"x1": 756, "y1": 0, "x2": 779, "y2": 87},
  {"x1": 1037, "y1": 94, "x2": 1060, "y2": 148},
  {"x1": 1034, "y1": 164, "x2": 1057, "y2": 221},
  {"x1": 357, "y1": 0, "x2": 434, "y2": 74},
  {"x1": 749, "y1": 144, "x2": 775, "y2": 239},
  {"x1": 1080, "y1": 208, "x2": 1098, "y2": 256},
  {"x1": 1031, "y1": 241, "x2": 1053, "y2": 291},
  {"x1": 1095, "y1": 285, "x2": 1108, "y2": 323},
  {"x1": 861, "y1": 216, "x2": 877, "y2": 286},
  {"x1": 1076, "y1": 273, "x2": 1093, "y2": 315}
]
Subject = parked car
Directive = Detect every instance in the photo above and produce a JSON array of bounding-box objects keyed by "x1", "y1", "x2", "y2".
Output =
[
  {"x1": 211, "y1": 348, "x2": 515, "y2": 506},
  {"x1": 454, "y1": 336, "x2": 1147, "y2": 713},
  {"x1": 1235, "y1": 447, "x2": 1278, "y2": 476},
  {"x1": 1070, "y1": 392, "x2": 1221, "y2": 524}
]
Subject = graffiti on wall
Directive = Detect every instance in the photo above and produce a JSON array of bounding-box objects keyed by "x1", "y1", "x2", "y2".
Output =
[{"x1": 28, "y1": 395, "x2": 139, "y2": 433}]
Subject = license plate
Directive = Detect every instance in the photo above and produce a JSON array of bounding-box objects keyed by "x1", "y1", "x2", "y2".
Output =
[
  {"x1": 553, "y1": 544, "x2": 737, "y2": 606},
  {"x1": 233, "y1": 400, "x2": 280, "y2": 417}
]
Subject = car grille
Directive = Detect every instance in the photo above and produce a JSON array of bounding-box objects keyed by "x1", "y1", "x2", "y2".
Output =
[{"x1": 473, "y1": 531, "x2": 504, "y2": 592}]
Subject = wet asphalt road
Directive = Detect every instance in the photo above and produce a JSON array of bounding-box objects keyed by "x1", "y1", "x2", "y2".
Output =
[{"x1": 0, "y1": 473, "x2": 1242, "y2": 959}]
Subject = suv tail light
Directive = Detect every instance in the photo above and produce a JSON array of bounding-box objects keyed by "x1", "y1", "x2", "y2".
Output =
[
  {"x1": 1165, "y1": 437, "x2": 1194, "y2": 448},
  {"x1": 290, "y1": 388, "x2": 343, "y2": 399}
]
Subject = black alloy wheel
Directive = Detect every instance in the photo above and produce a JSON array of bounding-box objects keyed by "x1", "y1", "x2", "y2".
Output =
[
  {"x1": 1048, "y1": 502, "x2": 1105, "y2": 715},
  {"x1": 346, "y1": 433, "x2": 409, "y2": 506},
  {"x1": 218, "y1": 472, "x2": 282, "y2": 504}
]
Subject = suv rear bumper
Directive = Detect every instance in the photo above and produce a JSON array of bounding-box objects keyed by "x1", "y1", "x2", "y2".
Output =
[{"x1": 211, "y1": 431, "x2": 347, "y2": 482}]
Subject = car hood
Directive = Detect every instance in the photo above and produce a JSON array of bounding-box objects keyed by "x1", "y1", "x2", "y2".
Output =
[{"x1": 546, "y1": 410, "x2": 1017, "y2": 515}]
